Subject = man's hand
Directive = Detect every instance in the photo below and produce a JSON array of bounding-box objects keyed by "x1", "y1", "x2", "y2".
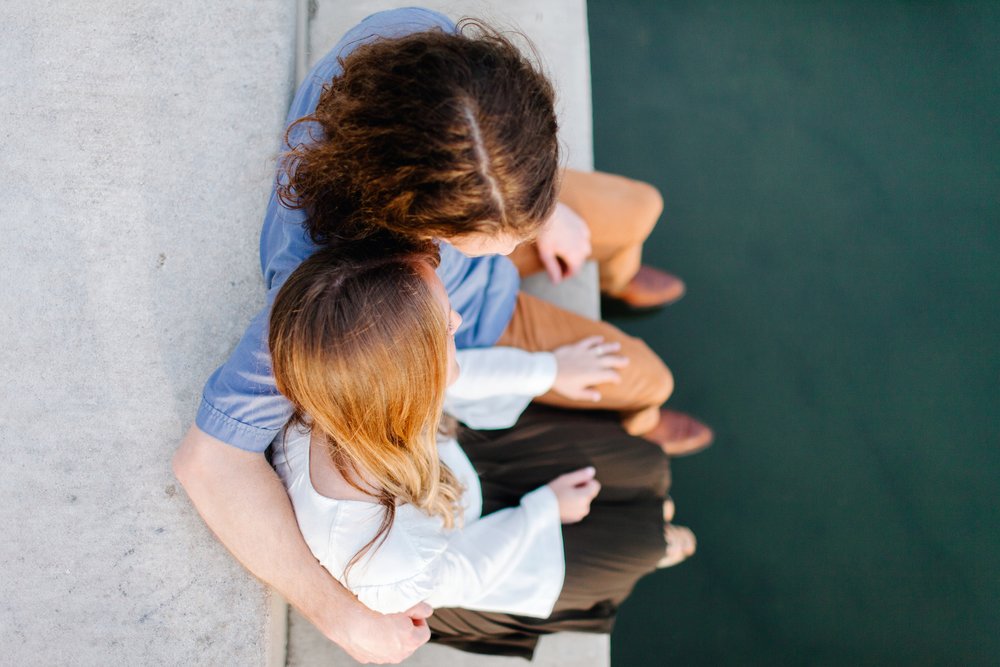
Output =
[
  {"x1": 337, "y1": 603, "x2": 432, "y2": 664},
  {"x1": 535, "y1": 201, "x2": 592, "y2": 283},
  {"x1": 550, "y1": 336, "x2": 628, "y2": 402},
  {"x1": 172, "y1": 426, "x2": 431, "y2": 664}
]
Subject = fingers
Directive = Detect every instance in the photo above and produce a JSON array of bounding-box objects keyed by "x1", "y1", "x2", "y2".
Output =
[
  {"x1": 549, "y1": 466, "x2": 601, "y2": 524},
  {"x1": 596, "y1": 340, "x2": 622, "y2": 354},
  {"x1": 574, "y1": 337, "x2": 629, "y2": 364},
  {"x1": 580, "y1": 479, "x2": 601, "y2": 500},
  {"x1": 565, "y1": 479, "x2": 600, "y2": 523},
  {"x1": 409, "y1": 621, "x2": 431, "y2": 647},
  {"x1": 561, "y1": 250, "x2": 586, "y2": 278},
  {"x1": 557, "y1": 466, "x2": 596, "y2": 486},
  {"x1": 537, "y1": 247, "x2": 565, "y2": 284},
  {"x1": 577, "y1": 337, "x2": 626, "y2": 360},
  {"x1": 600, "y1": 354, "x2": 629, "y2": 370},
  {"x1": 562, "y1": 370, "x2": 622, "y2": 402},
  {"x1": 591, "y1": 369, "x2": 623, "y2": 385},
  {"x1": 575, "y1": 335, "x2": 606, "y2": 349},
  {"x1": 403, "y1": 602, "x2": 433, "y2": 620},
  {"x1": 551, "y1": 334, "x2": 632, "y2": 402}
]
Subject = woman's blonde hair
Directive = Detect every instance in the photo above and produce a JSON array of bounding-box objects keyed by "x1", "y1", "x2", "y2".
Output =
[{"x1": 269, "y1": 238, "x2": 463, "y2": 569}]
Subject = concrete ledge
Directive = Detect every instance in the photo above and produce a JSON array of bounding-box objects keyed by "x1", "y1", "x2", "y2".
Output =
[
  {"x1": 522, "y1": 262, "x2": 600, "y2": 321},
  {"x1": 288, "y1": 610, "x2": 608, "y2": 666},
  {"x1": 0, "y1": 1, "x2": 297, "y2": 665}
]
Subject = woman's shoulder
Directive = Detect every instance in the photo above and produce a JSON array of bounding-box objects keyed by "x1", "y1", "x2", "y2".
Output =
[
  {"x1": 338, "y1": 505, "x2": 455, "y2": 615},
  {"x1": 337, "y1": 504, "x2": 450, "y2": 585}
]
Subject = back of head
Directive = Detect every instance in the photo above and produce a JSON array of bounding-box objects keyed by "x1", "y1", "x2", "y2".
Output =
[
  {"x1": 269, "y1": 236, "x2": 461, "y2": 532},
  {"x1": 280, "y1": 21, "x2": 560, "y2": 246}
]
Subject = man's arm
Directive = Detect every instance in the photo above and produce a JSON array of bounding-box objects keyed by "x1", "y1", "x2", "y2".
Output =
[{"x1": 172, "y1": 425, "x2": 431, "y2": 664}]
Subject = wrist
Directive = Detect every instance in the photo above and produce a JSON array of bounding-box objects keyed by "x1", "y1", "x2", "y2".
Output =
[
  {"x1": 529, "y1": 351, "x2": 558, "y2": 395},
  {"x1": 288, "y1": 568, "x2": 374, "y2": 645}
]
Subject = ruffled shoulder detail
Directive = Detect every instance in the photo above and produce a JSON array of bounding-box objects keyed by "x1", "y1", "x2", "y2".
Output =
[{"x1": 336, "y1": 505, "x2": 451, "y2": 615}]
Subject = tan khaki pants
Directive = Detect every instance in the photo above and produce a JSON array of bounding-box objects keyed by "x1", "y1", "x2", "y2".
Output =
[
  {"x1": 508, "y1": 168, "x2": 664, "y2": 293},
  {"x1": 498, "y1": 169, "x2": 672, "y2": 435}
]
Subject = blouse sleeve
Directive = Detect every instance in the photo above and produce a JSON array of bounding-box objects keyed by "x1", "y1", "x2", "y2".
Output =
[
  {"x1": 350, "y1": 486, "x2": 564, "y2": 619},
  {"x1": 444, "y1": 347, "x2": 558, "y2": 429}
]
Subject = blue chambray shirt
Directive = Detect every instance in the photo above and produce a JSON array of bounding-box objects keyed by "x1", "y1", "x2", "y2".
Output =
[{"x1": 196, "y1": 7, "x2": 520, "y2": 452}]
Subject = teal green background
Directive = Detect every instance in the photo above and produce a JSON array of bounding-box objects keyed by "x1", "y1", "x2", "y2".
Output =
[{"x1": 587, "y1": 2, "x2": 1000, "y2": 665}]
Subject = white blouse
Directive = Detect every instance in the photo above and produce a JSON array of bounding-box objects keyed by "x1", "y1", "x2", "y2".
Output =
[
  {"x1": 273, "y1": 426, "x2": 563, "y2": 617},
  {"x1": 445, "y1": 346, "x2": 558, "y2": 429},
  {"x1": 273, "y1": 346, "x2": 565, "y2": 618}
]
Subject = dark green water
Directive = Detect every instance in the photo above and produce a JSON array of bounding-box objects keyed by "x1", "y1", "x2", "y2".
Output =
[{"x1": 587, "y1": 2, "x2": 1000, "y2": 665}]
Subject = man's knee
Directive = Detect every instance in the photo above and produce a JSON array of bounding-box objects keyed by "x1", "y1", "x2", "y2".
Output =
[
  {"x1": 634, "y1": 180, "x2": 664, "y2": 222},
  {"x1": 623, "y1": 179, "x2": 664, "y2": 243},
  {"x1": 627, "y1": 336, "x2": 674, "y2": 406}
]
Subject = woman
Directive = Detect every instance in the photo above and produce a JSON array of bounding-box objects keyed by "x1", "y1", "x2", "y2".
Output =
[{"x1": 268, "y1": 239, "x2": 696, "y2": 658}]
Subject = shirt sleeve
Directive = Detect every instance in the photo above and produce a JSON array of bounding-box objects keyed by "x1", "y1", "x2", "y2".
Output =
[
  {"x1": 197, "y1": 8, "x2": 457, "y2": 452},
  {"x1": 195, "y1": 289, "x2": 287, "y2": 452},
  {"x1": 352, "y1": 486, "x2": 564, "y2": 619},
  {"x1": 444, "y1": 347, "x2": 558, "y2": 429}
]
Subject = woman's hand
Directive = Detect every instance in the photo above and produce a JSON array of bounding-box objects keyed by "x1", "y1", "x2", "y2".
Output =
[
  {"x1": 551, "y1": 336, "x2": 629, "y2": 402},
  {"x1": 547, "y1": 467, "x2": 601, "y2": 523}
]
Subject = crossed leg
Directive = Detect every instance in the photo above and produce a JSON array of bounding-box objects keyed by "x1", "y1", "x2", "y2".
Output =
[
  {"x1": 496, "y1": 291, "x2": 671, "y2": 435},
  {"x1": 509, "y1": 168, "x2": 684, "y2": 303},
  {"x1": 502, "y1": 168, "x2": 711, "y2": 450}
]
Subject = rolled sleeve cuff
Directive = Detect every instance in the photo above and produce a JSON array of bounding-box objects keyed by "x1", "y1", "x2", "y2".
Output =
[{"x1": 195, "y1": 398, "x2": 282, "y2": 453}]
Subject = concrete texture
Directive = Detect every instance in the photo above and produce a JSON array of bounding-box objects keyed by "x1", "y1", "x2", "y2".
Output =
[
  {"x1": 0, "y1": 2, "x2": 296, "y2": 665},
  {"x1": 288, "y1": 624, "x2": 609, "y2": 667}
]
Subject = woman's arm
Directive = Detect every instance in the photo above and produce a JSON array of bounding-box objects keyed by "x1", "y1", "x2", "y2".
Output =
[
  {"x1": 422, "y1": 486, "x2": 565, "y2": 616},
  {"x1": 445, "y1": 347, "x2": 556, "y2": 428},
  {"x1": 352, "y1": 483, "x2": 576, "y2": 619},
  {"x1": 445, "y1": 339, "x2": 627, "y2": 429},
  {"x1": 448, "y1": 347, "x2": 558, "y2": 400},
  {"x1": 172, "y1": 425, "x2": 431, "y2": 664}
]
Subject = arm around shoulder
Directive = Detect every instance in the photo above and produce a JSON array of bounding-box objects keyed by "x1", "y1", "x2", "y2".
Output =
[{"x1": 172, "y1": 425, "x2": 431, "y2": 664}]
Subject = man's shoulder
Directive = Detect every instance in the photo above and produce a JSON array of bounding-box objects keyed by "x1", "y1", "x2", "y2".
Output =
[
  {"x1": 312, "y1": 7, "x2": 456, "y2": 74},
  {"x1": 358, "y1": 7, "x2": 455, "y2": 34}
]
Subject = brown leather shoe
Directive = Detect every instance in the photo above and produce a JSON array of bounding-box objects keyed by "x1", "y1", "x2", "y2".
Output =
[
  {"x1": 606, "y1": 266, "x2": 686, "y2": 310},
  {"x1": 643, "y1": 409, "x2": 714, "y2": 457}
]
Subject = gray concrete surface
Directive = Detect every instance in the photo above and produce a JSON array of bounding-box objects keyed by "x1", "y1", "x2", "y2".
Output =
[
  {"x1": 288, "y1": 623, "x2": 609, "y2": 667},
  {"x1": 0, "y1": 2, "x2": 295, "y2": 665}
]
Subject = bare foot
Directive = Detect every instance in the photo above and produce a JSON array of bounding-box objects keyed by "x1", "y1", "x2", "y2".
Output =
[
  {"x1": 657, "y1": 524, "x2": 696, "y2": 568},
  {"x1": 663, "y1": 497, "x2": 675, "y2": 523}
]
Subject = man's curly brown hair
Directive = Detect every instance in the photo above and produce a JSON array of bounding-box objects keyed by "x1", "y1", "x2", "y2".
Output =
[{"x1": 277, "y1": 21, "x2": 560, "y2": 246}]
